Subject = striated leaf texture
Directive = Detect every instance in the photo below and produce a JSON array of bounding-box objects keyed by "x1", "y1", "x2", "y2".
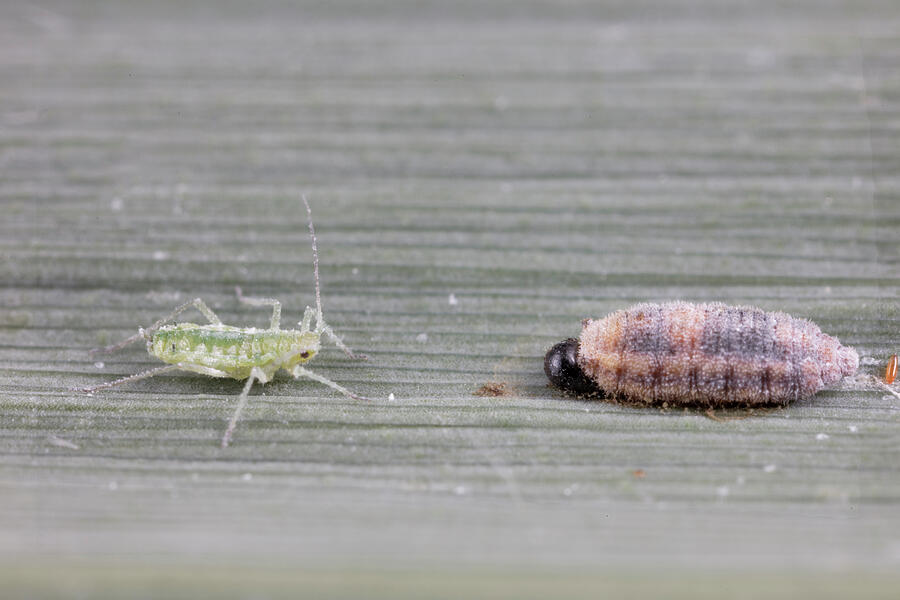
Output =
[{"x1": 1, "y1": 1, "x2": 898, "y2": 597}]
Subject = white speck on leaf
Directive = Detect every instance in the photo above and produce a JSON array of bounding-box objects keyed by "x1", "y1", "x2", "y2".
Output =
[
  {"x1": 453, "y1": 486, "x2": 467, "y2": 496},
  {"x1": 388, "y1": 393, "x2": 395, "y2": 401},
  {"x1": 848, "y1": 425, "x2": 858, "y2": 433},
  {"x1": 415, "y1": 332, "x2": 428, "y2": 343},
  {"x1": 241, "y1": 473, "x2": 253, "y2": 482},
  {"x1": 93, "y1": 361, "x2": 104, "y2": 369},
  {"x1": 152, "y1": 250, "x2": 169, "y2": 261},
  {"x1": 47, "y1": 435, "x2": 79, "y2": 450},
  {"x1": 448, "y1": 293, "x2": 458, "y2": 306},
  {"x1": 745, "y1": 47, "x2": 775, "y2": 68},
  {"x1": 764, "y1": 464, "x2": 777, "y2": 473},
  {"x1": 816, "y1": 433, "x2": 830, "y2": 441}
]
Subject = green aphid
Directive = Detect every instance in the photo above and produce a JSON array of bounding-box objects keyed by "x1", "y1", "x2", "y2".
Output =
[{"x1": 81, "y1": 196, "x2": 369, "y2": 447}]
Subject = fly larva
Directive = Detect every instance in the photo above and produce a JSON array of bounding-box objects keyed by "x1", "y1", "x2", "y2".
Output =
[
  {"x1": 544, "y1": 301, "x2": 859, "y2": 407},
  {"x1": 81, "y1": 196, "x2": 369, "y2": 447}
]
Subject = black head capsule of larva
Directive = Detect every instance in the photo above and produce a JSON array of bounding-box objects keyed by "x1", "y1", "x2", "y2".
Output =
[{"x1": 544, "y1": 338, "x2": 603, "y2": 396}]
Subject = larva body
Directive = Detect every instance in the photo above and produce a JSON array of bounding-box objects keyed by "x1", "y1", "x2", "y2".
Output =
[
  {"x1": 545, "y1": 301, "x2": 858, "y2": 407},
  {"x1": 150, "y1": 323, "x2": 319, "y2": 381}
]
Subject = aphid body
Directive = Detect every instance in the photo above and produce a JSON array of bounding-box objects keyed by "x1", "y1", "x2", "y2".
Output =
[
  {"x1": 150, "y1": 323, "x2": 320, "y2": 381},
  {"x1": 82, "y1": 196, "x2": 367, "y2": 447},
  {"x1": 545, "y1": 301, "x2": 858, "y2": 407}
]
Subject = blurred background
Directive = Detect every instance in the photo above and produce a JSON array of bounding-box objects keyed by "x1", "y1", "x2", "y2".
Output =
[{"x1": 1, "y1": 1, "x2": 898, "y2": 597}]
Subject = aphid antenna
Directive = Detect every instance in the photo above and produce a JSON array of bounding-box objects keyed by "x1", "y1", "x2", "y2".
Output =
[
  {"x1": 302, "y1": 194, "x2": 323, "y2": 330},
  {"x1": 300, "y1": 194, "x2": 368, "y2": 361}
]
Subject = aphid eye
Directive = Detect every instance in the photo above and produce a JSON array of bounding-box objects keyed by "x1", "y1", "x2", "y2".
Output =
[
  {"x1": 544, "y1": 338, "x2": 603, "y2": 396},
  {"x1": 300, "y1": 351, "x2": 310, "y2": 358}
]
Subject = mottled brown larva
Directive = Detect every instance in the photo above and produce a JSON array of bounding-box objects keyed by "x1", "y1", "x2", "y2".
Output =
[{"x1": 544, "y1": 301, "x2": 859, "y2": 407}]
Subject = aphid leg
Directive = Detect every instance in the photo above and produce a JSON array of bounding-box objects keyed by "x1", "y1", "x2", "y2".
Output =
[
  {"x1": 316, "y1": 317, "x2": 368, "y2": 360},
  {"x1": 89, "y1": 297, "x2": 223, "y2": 356},
  {"x1": 300, "y1": 306, "x2": 315, "y2": 333},
  {"x1": 180, "y1": 364, "x2": 231, "y2": 378},
  {"x1": 221, "y1": 366, "x2": 269, "y2": 448},
  {"x1": 147, "y1": 297, "x2": 223, "y2": 329},
  {"x1": 80, "y1": 364, "x2": 181, "y2": 394},
  {"x1": 291, "y1": 364, "x2": 370, "y2": 401},
  {"x1": 88, "y1": 330, "x2": 148, "y2": 357},
  {"x1": 235, "y1": 286, "x2": 282, "y2": 330},
  {"x1": 81, "y1": 362, "x2": 230, "y2": 395}
]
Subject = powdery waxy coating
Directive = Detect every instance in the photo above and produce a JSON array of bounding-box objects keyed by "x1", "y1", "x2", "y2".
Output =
[{"x1": 577, "y1": 301, "x2": 859, "y2": 406}]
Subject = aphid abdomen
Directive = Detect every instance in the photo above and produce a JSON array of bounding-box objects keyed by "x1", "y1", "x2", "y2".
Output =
[{"x1": 576, "y1": 302, "x2": 858, "y2": 407}]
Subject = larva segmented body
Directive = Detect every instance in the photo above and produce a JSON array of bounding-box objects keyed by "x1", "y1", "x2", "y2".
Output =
[{"x1": 545, "y1": 301, "x2": 859, "y2": 407}]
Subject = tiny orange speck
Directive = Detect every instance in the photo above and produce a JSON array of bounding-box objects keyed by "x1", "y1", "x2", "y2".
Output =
[{"x1": 886, "y1": 354, "x2": 898, "y2": 385}]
